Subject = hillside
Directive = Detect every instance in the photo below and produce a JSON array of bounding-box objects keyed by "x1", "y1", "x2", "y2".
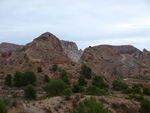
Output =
[{"x1": 0, "y1": 32, "x2": 150, "y2": 113}]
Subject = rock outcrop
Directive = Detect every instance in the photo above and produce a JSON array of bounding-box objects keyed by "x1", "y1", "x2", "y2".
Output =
[{"x1": 61, "y1": 40, "x2": 83, "y2": 62}]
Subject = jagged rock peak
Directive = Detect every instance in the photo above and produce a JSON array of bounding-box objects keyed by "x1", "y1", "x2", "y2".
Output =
[{"x1": 34, "y1": 32, "x2": 57, "y2": 42}]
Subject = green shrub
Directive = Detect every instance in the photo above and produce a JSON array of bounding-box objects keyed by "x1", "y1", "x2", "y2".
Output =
[
  {"x1": 72, "y1": 97, "x2": 111, "y2": 113},
  {"x1": 38, "y1": 67, "x2": 42, "y2": 73},
  {"x1": 132, "y1": 84, "x2": 143, "y2": 89},
  {"x1": 63, "y1": 88, "x2": 72, "y2": 100},
  {"x1": 78, "y1": 76, "x2": 87, "y2": 86},
  {"x1": 52, "y1": 64, "x2": 58, "y2": 71},
  {"x1": 13, "y1": 71, "x2": 23, "y2": 87},
  {"x1": 139, "y1": 99, "x2": 150, "y2": 113},
  {"x1": 122, "y1": 88, "x2": 134, "y2": 94},
  {"x1": 61, "y1": 76, "x2": 70, "y2": 85},
  {"x1": 1, "y1": 97, "x2": 11, "y2": 106},
  {"x1": 5, "y1": 74, "x2": 12, "y2": 86},
  {"x1": 92, "y1": 76, "x2": 108, "y2": 89},
  {"x1": 44, "y1": 75, "x2": 50, "y2": 83},
  {"x1": 81, "y1": 64, "x2": 92, "y2": 79},
  {"x1": 133, "y1": 87, "x2": 141, "y2": 94},
  {"x1": 72, "y1": 84, "x2": 84, "y2": 93},
  {"x1": 24, "y1": 84, "x2": 36, "y2": 100},
  {"x1": 60, "y1": 70, "x2": 67, "y2": 78},
  {"x1": 0, "y1": 100, "x2": 7, "y2": 113},
  {"x1": 86, "y1": 85, "x2": 109, "y2": 96},
  {"x1": 128, "y1": 94, "x2": 144, "y2": 102},
  {"x1": 112, "y1": 80, "x2": 128, "y2": 91},
  {"x1": 43, "y1": 79, "x2": 68, "y2": 96},
  {"x1": 22, "y1": 71, "x2": 36, "y2": 86},
  {"x1": 143, "y1": 88, "x2": 150, "y2": 96}
]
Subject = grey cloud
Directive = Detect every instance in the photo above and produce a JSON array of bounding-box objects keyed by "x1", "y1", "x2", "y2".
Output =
[{"x1": 0, "y1": 0, "x2": 150, "y2": 51}]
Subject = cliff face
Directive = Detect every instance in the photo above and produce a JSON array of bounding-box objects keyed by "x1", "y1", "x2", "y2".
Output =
[{"x1": 61, "y1": 40, "x2": 83, "y2": 62}]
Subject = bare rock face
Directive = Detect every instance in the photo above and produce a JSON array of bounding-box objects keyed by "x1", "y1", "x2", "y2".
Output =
[
  {"x1": 4, "y1": 32, "x2": 71, "y2": 70},
  {"x1": 61, "y1": 40, "x2": 83, "y2": 62}
]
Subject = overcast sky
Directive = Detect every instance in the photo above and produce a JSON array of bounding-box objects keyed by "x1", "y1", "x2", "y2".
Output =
[{"x1": 0, "y1": 0, "x2": 150, "y2": 50}]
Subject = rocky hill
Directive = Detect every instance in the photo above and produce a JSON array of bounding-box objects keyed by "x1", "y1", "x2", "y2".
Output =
[
  {"x1": 81, "y1": 45, "x2": 150, "y2": 78},
  {"x1": 0, "y1": 42, "x2": 23, "y2": 53}
]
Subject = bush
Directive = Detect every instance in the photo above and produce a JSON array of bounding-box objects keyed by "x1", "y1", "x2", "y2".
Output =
[
  {"x1": 13, "y1": 71, "x2": 23, "y2": 87},
  {"x1": 0, "y1": 100, "x2": 7, "y2": 113},
  {"x1": 5, "y1": 74, "x2": 12, "y2": 86},
  {"x1": 81, "y1": 64, "x2": 92, "y2": 79},
  {"x1": 38, "y1": 67, "x2": 42, "y2": 73},
  {"x1": 112, "y1": 80, "x2": 128, "y2": 91},
  {"x1": 63, "y1": 88, "x2": 72, "y2": 100},
  {"x1": 132, "y1": 84, "x2": 142, "y2": 94},
  {"x1": 72, "y1": 84, "x2": 84, "y2": 93},
  {"x1": 22, "y1": 71, "x2": 37, "y2": 86},
  {"x1": 86, "y1": 85, "x2": 109, "y2": 96},
  {"x1": 43, "y1": 79, "x2": 68, "y2": 96},
  {"x1": 24, "y1": 84, "x2": 36, "y2": 100},
  {"x1": 61, "y1": 76, "x2": 70, "y2": 85},
  {"x1": 139, "y1": 99, "x2": 150, "y2": 113},
  {"x1": 128, "y1": 94, "x2": 144, "y2": 102},
  {"x1": 143, "y1": 88, "x2": 150, "y2": 96},
  {"x1": 122, "y1": 88, "x2": 134, "y2": 94},
  {"x1": 52, "y1": 64, "x2": 58, "y2": 71},
  {"x1": 72, "y1": 97, "x2": 111, "y2": 113},
  {"x1": 60, "y1": 70, "x2": 67, "y2": 78},
  {"x1": 78, "y1": 76, "x2": 87, "y2": 86},
  {"x1": 44, "y1": 75, "x2": 50, "y2": 83},
  {"x1": 92, "y1": 76, "x2": 108, "y2": 89}
]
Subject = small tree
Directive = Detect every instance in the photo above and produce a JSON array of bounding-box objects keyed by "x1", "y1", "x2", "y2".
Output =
[
  {"x1": 0, "y1": 100, "x2": 7, "y2": 113},
  {"x1": 81, "y1": 64, "x2": 92, "y2": 79},
  {"x1": 43, "y1": 79, "x2": 68, "y2": 96},
  {"x1": 13, "y1": 71, "x2": 23, "y2": 87},
  {"x1": 52, "y1": 64, "x2": 58, "y2": 71},
  {"x1": 78, "y1": 76, "x2": 87, "y2": 86},
  {"x1": 72, "y1": 97, "x2": 111, "y2": 113},
  {"x1": 63, "y1": 88, "x2": 73, "y2": 100},
  {"x1": 72, "y1": 84, "x2": 84, "y2": 93},
  {"x1": 24, "y1": 84, "x2": 36, "y2": 100},
  {"x1": 62, "y1": 76, "x2": 70, "y2": 85},
  {"x1": 5, "y1": 74, "x2": 12, "y2": 86},
  {"x1": 60, "y1": 70, "x2": 67, "y2": 78},
  {"x1": 22, "y1": 71, "x2": 37, "y2": 86},
  {"x1": 143, "y1": 88, "x2": 150, "y2": 96},
  {"x1": 92, "y1": 76, "x2": 108, "y2": 89},
  {"x1": 86, "y1": 85, "x2": 109, "y2": 96},
  {"x1": 38, "y1": 67, "x2": 42, "y2": 73},
  {"x1": 44, "y1": 75, "x2": 50, "y2": 82},
  {"x1": 139, "y1": 99, "x2": 150, "y2": 113}
]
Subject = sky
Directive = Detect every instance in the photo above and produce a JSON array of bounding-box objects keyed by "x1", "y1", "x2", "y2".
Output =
[{"x1": 0, "y1": 0, "x2": 150, "y2": 50}]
